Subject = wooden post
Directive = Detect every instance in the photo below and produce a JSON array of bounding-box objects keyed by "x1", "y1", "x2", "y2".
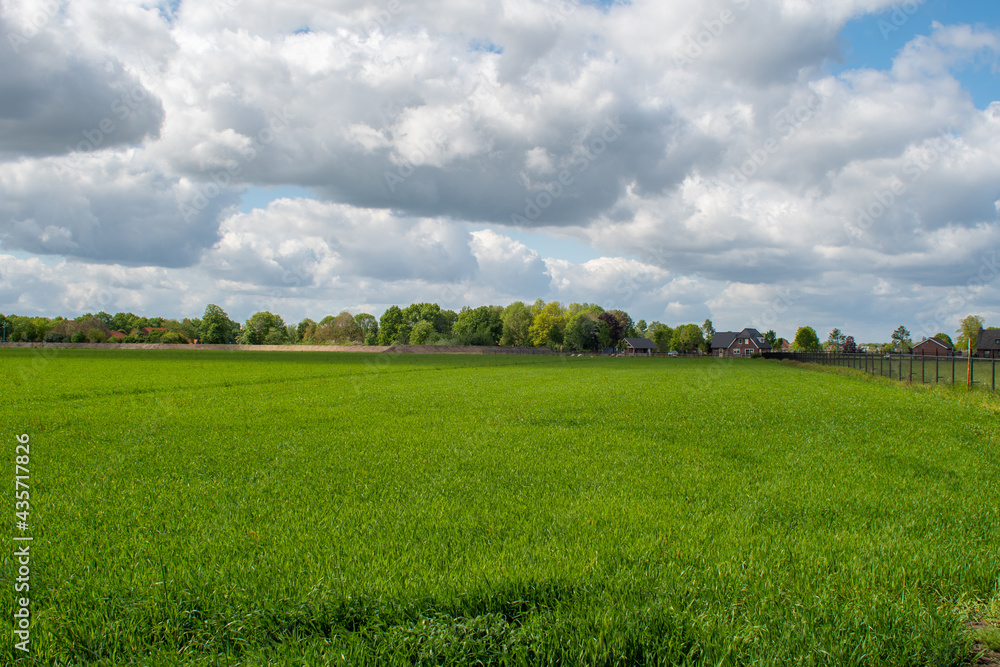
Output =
[{"x1": 967, "y1": 339, "x2": 973, "y2": 388}]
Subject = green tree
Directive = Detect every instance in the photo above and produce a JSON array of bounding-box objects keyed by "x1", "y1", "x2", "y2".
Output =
[
  {"x1": 354, "y1": 314, "x2": 379, "y2": 345},
  {"x1": 199, "y1": 305, "x2": 239, "y2": 344},
  {"x1": 500, "y1": 302, "x2": 534, "y2": 347},
  {"x1": 891, "y1": 325, "x2": 912, "y2": 352},
  {"x1": 329, "y1": 312, "x2": 361, "y2": 344},
  {"x1": 378, "y1": 306, "x2": 408, "y2": 345},
  {"x1": 827, "y1": 328, "x2": 846, "y2": 346},
  {"x1": 529, "y1": 302, "x2": 567, "y2": 348},
  {"x1": 242, "y1": 311, "x2": 288, "y2": 345},
  {"x1": 763, "y1": 330, "x2": 778, "y2": 348},
  {"x1": 702, "y1": 319, "x2": 715, "y2": 344},
  {"x1": 564, "y1": 314, "x2": 602, "y2": 351},
  {"x1": 454, "y1": 306, "x2": 504, "y2": 345},
  {"x1": 955, "y1": 315, "x2": 985, "y2": 353},
  {"x1": 297, "y1": 318, "x2": 317, "y2": 343},
  {"x1": 671, "y1": 323, "x2": 704, "y2": 354},
  {"x1": 647, "y1": 322, "x2": 674, "y2": 353},
  {"x1": 409, "y1": 320, "x2": 435, "y2": 345},
  {"x1": 792, "y1": 326, "x2": 821, "y2": 351}
]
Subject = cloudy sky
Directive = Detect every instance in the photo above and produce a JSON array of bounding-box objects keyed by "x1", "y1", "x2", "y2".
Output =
[{"x1": 1, "y1": 0, "x2": 999, "y2": 342}]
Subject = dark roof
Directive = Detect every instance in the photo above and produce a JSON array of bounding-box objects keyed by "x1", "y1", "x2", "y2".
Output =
[
  {"x1": 710, "y1": 328, "x2": 772, "y2": 350},
  {"x1": 623, "y1": 337, "x2": 657, "y2": 350},
  {"x1": 915, "y1": 337, "x2": 952, "y2": 350},
  {"x1": 977, "y1": 329, "x2": 1000, "y2": 351}
]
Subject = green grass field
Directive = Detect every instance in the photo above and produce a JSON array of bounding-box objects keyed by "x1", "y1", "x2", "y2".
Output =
[{"x1": 2, "y1": 349, "x2": 999, "y2": 665}]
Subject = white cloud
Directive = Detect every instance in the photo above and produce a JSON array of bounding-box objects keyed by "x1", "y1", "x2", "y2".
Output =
[{"x1": 1, "y1": 1, "x2": 999, "y2": 342}]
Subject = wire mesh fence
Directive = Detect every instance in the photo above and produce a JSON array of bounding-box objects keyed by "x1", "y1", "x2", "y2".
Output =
[{"x1": 764, "y1": 351, "x2": 998, "y2": 392}]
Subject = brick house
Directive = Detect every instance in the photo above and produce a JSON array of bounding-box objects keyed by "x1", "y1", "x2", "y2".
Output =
[
  {"x1": 976, "y1": 329, "x2": 1000, "y2": 358},
  {"x1": 912, "y1": 337, "x2": 952, "y2": 357},
  {"x1": 710, "y1": 328, "x2": 772, "y2": 357}
]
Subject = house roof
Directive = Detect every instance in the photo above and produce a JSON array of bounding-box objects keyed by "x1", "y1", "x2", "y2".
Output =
[
  {"x1": 623, "y1": 337, "x2": 657, "y2": 350},
  {"x1": 710, "y1": 328, "x2": 772, "y2": 350},
  {"x1": 915, "y1": 337, "x2": 952, "y2": 350},
  {"x1": 977, "y1": 329, "x2": 1000, "y2": 351},
  {"x1": 108, "y1": 330, "x2": 126, "y2": 339}
]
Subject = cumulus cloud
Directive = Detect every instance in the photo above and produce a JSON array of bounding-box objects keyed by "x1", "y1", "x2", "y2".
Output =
[{"x1": 1, "y1": 0, "x2": 999, "y2": 341}]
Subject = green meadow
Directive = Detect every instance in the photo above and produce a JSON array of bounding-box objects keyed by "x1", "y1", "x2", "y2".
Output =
[{"x1": 2, "y1": 349, "x2": 999, "y2": 665}]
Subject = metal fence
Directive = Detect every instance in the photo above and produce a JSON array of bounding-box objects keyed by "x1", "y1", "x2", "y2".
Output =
[{"x1": 764, "y1": 351, "x2": 998, "y2": 392}]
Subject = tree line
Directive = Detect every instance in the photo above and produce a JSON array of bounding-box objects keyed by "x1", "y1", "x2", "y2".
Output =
[
  {"x1": 790, "y1": 315, "x2": 991, "y2": 354},
  {"x1": 0, "y1": 303, "x2": 722, "y2": 354}
]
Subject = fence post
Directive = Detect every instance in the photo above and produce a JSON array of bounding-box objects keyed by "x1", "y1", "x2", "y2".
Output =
[
  {"x1": 952, "y1": 355, "x2": 956, "y2": 386},
  {"x1": 921, "y1": 355, "x2": 925, "y2": 384}
]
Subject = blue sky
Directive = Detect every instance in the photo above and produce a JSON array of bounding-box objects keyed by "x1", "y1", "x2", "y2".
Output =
[{"x1": 835, "y1": 0, "x2": 999, "y2": 107}]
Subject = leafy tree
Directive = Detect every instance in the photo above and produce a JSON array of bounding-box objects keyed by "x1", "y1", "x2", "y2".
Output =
[
  {"x1": 891, "y1": 325, "x2": 912, "y2": 353},
  {"x1": 564, "y1": 314, "x2": 602, "y2": 352},
  {"x1": 598, "y1": 310, "x2": 632, "y2": 348},
  {"x1": 792, "y1": 326, "x2": 821, "y2": 351},
  {"x1": 454, "y1": 306, "x2": 504, "y2": 345},
  {"x1": 242, "y1": 311, "x2": 288, "y2": 345},
  {"x1": 529, "y1": 302, "x2": 567, "y2": 348},
  {"x1": 702, "y1": 319, "x2": 715, "y2": 344},
  {"x1": 409, "y1": 320, "x2": 435, "y2": 345},
  {"x1": 634, "y1": 320, "x2": 647, "y2": 336},
  {"x1": 199, "y1": 305, "x2": 239, "y2": 344},
  {"x1": 671, "y1": 323, "x2": 704, "y2": 354},
  {"x1": 329, "y1": 312, "x2": 361, "y2": 344},
  {"x1": 763, "y1": 330, "x2": 778, "y2": 348},
  {"x1": 827, "y1": 328, "x2": 846, "y2": 346},
  {"x1": 648, "y1": 322, "x2": 674, "y2": 353},
  {"x1": 500, "y1": 302, "x2": 534, "y2": 347},
  {"x1": 842, "y1": 336, "x2": 857, "y2": 353},
  {"x1": 955, "y1": 315, "x2": 985, "y2": 353},
  {"x1": 378, "y1": 306, "x2": 408, "y2": 345},
  {"x1": 354, "y1": 314, "x2": 379, "y2": 345},
  {"x1": 297, "y1": 318, "x2": 317, "y2": 343}
]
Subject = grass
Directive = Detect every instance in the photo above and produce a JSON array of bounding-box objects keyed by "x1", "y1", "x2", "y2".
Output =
[{"x1": 2, "y1": 349, "x2": 999, "y2": 665}]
